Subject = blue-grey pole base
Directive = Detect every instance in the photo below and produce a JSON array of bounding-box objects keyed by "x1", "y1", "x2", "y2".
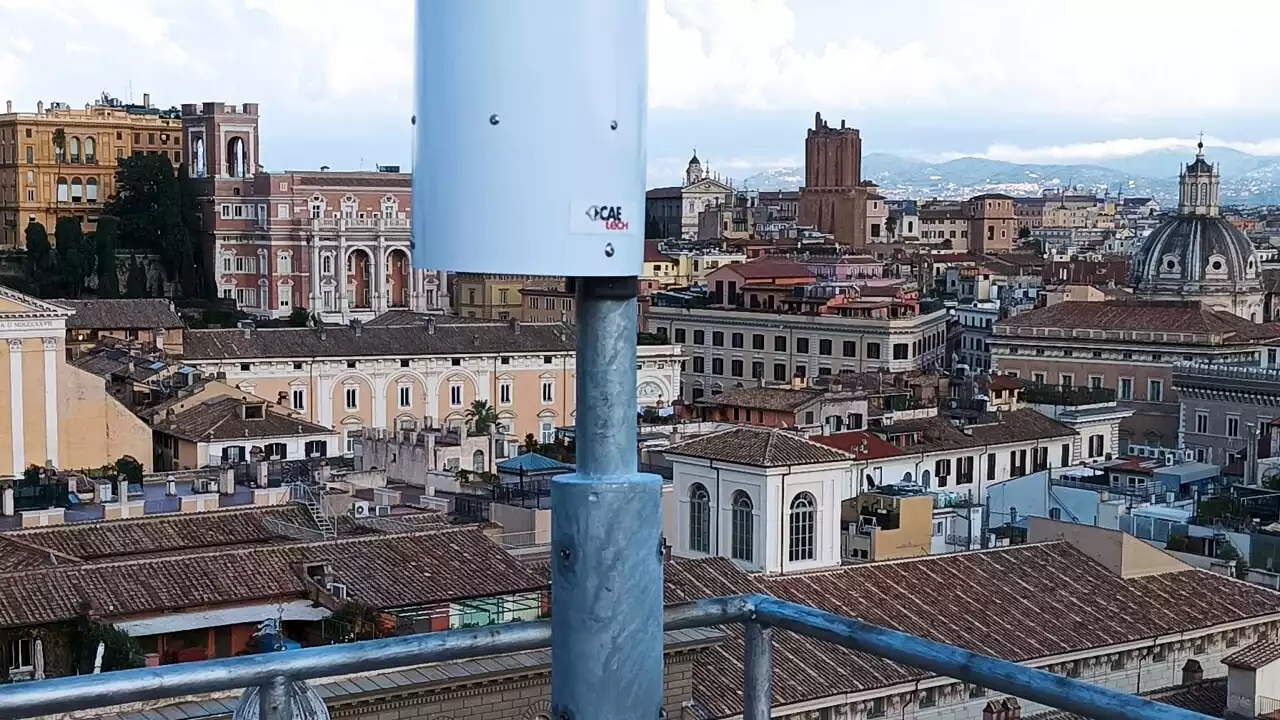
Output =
[
  {"x1": 743, "y1": 622, "x2": 773, "y2": 720},
  {"x1": 551, "y1": 277, "x2": 664, "y2": 720}
]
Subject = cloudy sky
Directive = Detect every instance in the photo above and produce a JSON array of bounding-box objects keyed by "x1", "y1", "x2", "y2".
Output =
[{"x1": 4, "y1": 0, "x2": 1280, "y2": 186}]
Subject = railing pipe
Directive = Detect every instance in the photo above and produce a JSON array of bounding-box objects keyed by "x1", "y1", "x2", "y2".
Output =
[
  {"x1": 742, "y1": 621, "x2": 773, "y2": 720},
  {"x1": 551, "y1": 276, "x2": 665, "y2": 719},
  {"x1": 754, "y1": 596, "x2": 1214, "y2": 720}
]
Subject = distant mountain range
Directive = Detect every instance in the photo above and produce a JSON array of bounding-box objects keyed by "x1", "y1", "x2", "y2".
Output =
[{"x1": 738, "y1": 148, "x2": 1280, "y2": 205}]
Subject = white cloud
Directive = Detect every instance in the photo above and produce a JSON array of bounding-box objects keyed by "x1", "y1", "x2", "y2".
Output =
[{"x1": 940, "y1": 137, "x2": 1280, "y2": 165}]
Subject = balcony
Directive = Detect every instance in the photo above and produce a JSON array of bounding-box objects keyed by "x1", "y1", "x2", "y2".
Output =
[{"x1": 0, "y1": 595, "x2": 1208, "y2": 720}]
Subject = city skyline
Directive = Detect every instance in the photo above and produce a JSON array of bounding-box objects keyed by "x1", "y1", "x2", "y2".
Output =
[{"x1": 6, "y1": 0, "x2": 1280, "y2": 186}]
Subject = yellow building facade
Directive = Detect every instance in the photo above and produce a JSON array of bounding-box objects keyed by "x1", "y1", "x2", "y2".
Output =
[
  {"x1": 0, "y1": 286, "x2": 152, "y2": 477},
  {"x1": 0, "y1": 96, "x2": 183, "y2": 247},
  {"x1": 452, "y1": 273, "x2": 562, "y2": 319}
]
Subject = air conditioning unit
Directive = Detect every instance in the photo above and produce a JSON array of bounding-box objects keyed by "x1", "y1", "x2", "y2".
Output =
[
  {"x1": 375, "y1": 505, "x2": 391, "y2": 517},
  {"x1": 327, "y1": 582, "x2": 348, "y2": 600},
  {"x1": 350, "y1": 501, "x2": 371, "y2": 517}
]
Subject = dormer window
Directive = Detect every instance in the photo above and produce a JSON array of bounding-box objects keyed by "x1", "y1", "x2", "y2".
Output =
[{"x1": 243, "y1": 403, "x2": 265, "y2": 420}]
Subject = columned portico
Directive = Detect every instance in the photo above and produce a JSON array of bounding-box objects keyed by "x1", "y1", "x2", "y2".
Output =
[
  {"x1": 0, "y1": 288, "x2": 75, "y2": 478},
  {"x1": 42, "y1": 337, "x2": 58, "y2": 468}
]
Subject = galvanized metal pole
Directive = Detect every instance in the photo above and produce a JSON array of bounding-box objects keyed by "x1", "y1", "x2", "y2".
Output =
[
  {"x1": 551, "y1": 277, "x2": 664, "y2": 720},
  {"x1": 742, "y1": 621, "x2": 773, "y2": 720},
  {"x1": 257, "y1": 676, "x2": 291, "y2": 720}
]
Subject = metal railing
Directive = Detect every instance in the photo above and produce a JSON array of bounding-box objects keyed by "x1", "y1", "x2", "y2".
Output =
[{"x1": 0, "y1": 594, "x2": 1211, "y2": 720}]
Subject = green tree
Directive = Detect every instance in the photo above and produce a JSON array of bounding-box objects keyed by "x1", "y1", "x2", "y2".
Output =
[
  {"x1": 124, "y1": 256, "x2": 148, "y2": 298},
  {"x1": 113, "y1": 455, "x2": 144, "y2": 486},
  {"x1": 644, "y1": 215, "x2": 665, "y2": 240},
  {"x1": 521, "y1": 433, "x2": 540, "y2": 454},
  {"x1": 94, "y1": 216, "x2": 121, "y2": 298},
  {"x1": 23, "y1": 221, "x2": 56, "y2": 296},
  {"x1": 1017, "y1": 226, "x2": 1032, "y2": 240},
  {"x1": 884, "y1": 214, "x2": 897, "y2": 238},
  {"x1": 465, "y1": 400, "x2": 499, "y2": 435},
  {"x1": 175, "y1": 163, "x2": 212, "y2": 299},
  {"x1": 105, "y1": 154, "x2": 187, "y2": 291},
  {"x1": 287, "y1": 307, "x2": 313, "y2": 327},
  {"x1": 54, "y1": 217, "x2": 93, "y2": 297}
]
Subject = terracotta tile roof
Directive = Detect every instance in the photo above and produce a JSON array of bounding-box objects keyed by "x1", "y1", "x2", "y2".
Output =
[
  {"x1": 1027, "y1": 678, "x2": 1226, "y2": 720},
  {"x1": 1223, "y1": 639, "x2": 1280, "y2": 670},
  {"x1": 53, "y1": 298, "x2": 183, "y2": 330},
  {"x1": 663, "y1": 543, "x2": 1280, "y2": 718},
  {"x1": 877, "y1": 409, "x2": 1074, "y2": 454},
  {"x1": 987, "y1": 374, "x2": 1022, "y2": 392},
  {"x1": 184, "y1": 321, "x2": 574, "y2": 360},
  {"x1": 721, "y1": 257, "x2": 815, "y2": 281},
  {"x1": 153, "y1": 396, "x2": 333, "y2": 442},
  {"x1": 294, "y1": 174, "x2": 411, "y2": 189},
  {"x1": 811, "y1": 431, "x2": 905, "y2": 461},
  {"x1": 997, "y1": 300, "x2": 1280, "y2": 341},
  {"x1": 700, "y1": 386, "x2": 823, "y2": 412},
  {"x1": 645, "y1": 240, "x2": 676, "y2": 264},
  {"x1": 2, "y1": 505, "x2": 318, "y2": 561},
  {"x1": 665, "y1": 427, "x2": 853, "y2": 467},
  {"x1": 0, "y1": 527, "x2": 543, "y2": 628}
]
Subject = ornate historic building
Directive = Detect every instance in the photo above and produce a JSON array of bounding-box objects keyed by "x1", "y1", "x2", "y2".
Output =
[
  {"x1": 182, "y1": 102, "x2": 446, "y2": 323},
  {"x1": 1130, "y1": 144, "x2": 1264, "y2": 321},
  {"x1": 798, "y1": 112, "x2": 868, "y2": 249}
]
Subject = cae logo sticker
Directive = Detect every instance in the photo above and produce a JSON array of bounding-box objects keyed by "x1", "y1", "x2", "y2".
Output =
[{"x1": 585, "y1": 205, "x2": 629, "y2": 231}]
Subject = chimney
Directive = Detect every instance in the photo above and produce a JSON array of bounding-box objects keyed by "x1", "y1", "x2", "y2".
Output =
[
  {"x1": 426, "y1": 317, "x2": 437, "y2": 334},
  {"x1": 218, "y1": 464, "x2": 236, "y2": 495},
  {"x1": 4, "y1": 100, "x2": 10, "y2": 114},
  {"x1": 1181, "y1": 659, "x2": 1203, "y2": 685},
  {"x1": 165, "y1": 476, "x2": 177, "y2": 496},
  {"x1": 142, "y1": 92, "x2": 151, "y2": 108},
  {"x1": 509, "y1": 317, "x2": 521, "y2": 334},
  {"x1": 1, "y1": 486, "x2": 13, "y2": 517},
  {"x1": 36, "y1": 101, "x2": 42, "y2": 113},
  {"x1": 256, "y1": 460, "x2": 269, "y2": 488},
  {"x1": 352, "y1": 319, "x2": 362, "y2": 337},
  {"x1": 116, "y1": 477, "x2": 129, "y2": 507},
  {"x1": 981, "y1": 698, "x2": 1021, "y2": 720},
  {"x1": 242, "y1": 326, "x2": 252, "y2": 339},
  {"x1": 155, "y1": 328, "x2": 166, "y2": 351}
]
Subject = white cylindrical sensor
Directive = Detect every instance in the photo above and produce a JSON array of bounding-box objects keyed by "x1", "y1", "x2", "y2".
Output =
[{"x1": 412, "y1": 0, "x2": 647, "y2": 277}]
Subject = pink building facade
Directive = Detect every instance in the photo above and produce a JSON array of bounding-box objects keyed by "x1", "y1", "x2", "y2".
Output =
[{"x1": 181, "y1": 102, "x2": 445, "y2": 322}]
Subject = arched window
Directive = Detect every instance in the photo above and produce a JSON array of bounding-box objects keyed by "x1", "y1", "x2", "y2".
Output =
[
  {"x1": 688, "y1": 482, "x2": 710, "y2": 553},
  {"x1": 83, "y1": 137, "x2": 96, "y2": 164},
  {"x1": 85, "y1": 177, "x2": 98, "y2": 203},
  {"x1": 70, "y1": 177, "x2": 83, "y2": 202},
  {"x1": 730, "y1": 490, "x2": 753, "y2": 562},
  {"x1": 193, "y1": 135, "x2": 206, "y2": 176},
  {"x1": 901, "y1": 471, "x2": 913, "y2": 483},
  {"x1": 55, "y1": 177, "x2": 68, "y2": 202},
  {"x1": 921, "y1": 469, "x2": 932, "y2": 487},
  {"x1": 472, "y1": 449, "x2": 485, "y2": 472},
  {"x1": 226, "y1": 137, "x2": 245, "y2": 178},
  {"x1": 788, "y1": 492, "x2": 816, "y2": 562},
  {"x1": 68, "y1": 137, "x2": 80, "y2": 163},
  {"x1": 321, "y1": 254, "x2": 333, "y2": 275}
]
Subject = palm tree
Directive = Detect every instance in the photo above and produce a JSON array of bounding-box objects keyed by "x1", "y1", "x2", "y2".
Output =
[{"x1": 465, "y1": 399, "x2": 499, "y2": 436}]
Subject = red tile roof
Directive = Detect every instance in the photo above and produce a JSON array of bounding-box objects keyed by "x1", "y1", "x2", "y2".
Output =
[
  {"x1": 644, "y1": 240, "x2": 676, "y2": 264},
  {"x1": 666, "y1": 427, "x2": 853, "y2": 467},
  {"x1": 719, "y1": 257, "x2": 815, "y2": 281},
  {"x1": 997, "y1": 300, "x2": 1280, "y2": 341},
  {"x1": 1223, "y1": 639, "x2": 1280, "y2": 670},
  {"x1": 664, "y1": 543, "x2": 1280, "y2": 718},
  {"x1": 0, "y1": 528, "x2": 544, "y2": 628},
  {"x1": 811, "y1": 431, "x2": 905, "y2": 461}
]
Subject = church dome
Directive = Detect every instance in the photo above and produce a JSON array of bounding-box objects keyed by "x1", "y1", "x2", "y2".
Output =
[{"x1": 1130, "y1": 144, "x2": 1261, "y2": 299}]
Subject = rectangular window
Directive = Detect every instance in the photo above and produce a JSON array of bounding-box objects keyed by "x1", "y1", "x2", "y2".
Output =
[
  {"x1": 291, "y1": 388, "x2": 305, "y2": 411},
  {"x1": 1059, "y1": 374, "x2": 1074, "y2": 388},
  {"x1": 751, "y1": 361, "x2": 764, "y2": 379},
  {"x1": 752, "y1": 334, "x2": 765, "y2": 350},
  {"x1": 693, "y1": 329, "x2": 705, "y2": 345},
  {"x1": 398, "y1": 385, "x2": 412, "y2": 408},
  {"x1": 1196, "y1": 412, "x2": 1208, "y2": 434},
  {"x1": 277, "y1": 254, "x2": 292, "y2": 274},
  {"x1": 892, "y1": 343, "x2": 909, "y2": 360},
  {"x1": 450, "y1": 383, "x2": 463, "y2": 407},
  {"x1": 1033, "y1": 372, "x2": 1047, "y2": 384},
  {"x1": 711, "y1": 357, "x2": 724, "y2": 375},
  {"x1": 796, "y1": 338, "x2": 809, "y2": 354},
  {"x1": 711, "y1": 331, "x2": 724, "y2": 347},
  {"x1": 277, "y1": 203, "x2": 290, "y2": 219},
  {"x1": 9, "y1": 637, "x2": 32, "y2": 670},
  {"x1": 866, "y1": 342, "x2": 881, "y2": 360},
  {"x1": 773, "y1": 363, "x2": 787, "y2": 382},
  {"x1": 1148, "y1": 379, "x2": 1164, "y2": 403},
  {"x1": 818, "y1": 339, "x2": 832, "y2": 356},
  {"x1": 674, "y1": 328, "x2": 686, "y2": 343},
  {"x1": 499, "y1": 382, "x2": 512, "y2": 405},
  {"x1": 1228, "y1": 416, "x2": 1240, "y2": 438},
  {"x1": 731, "y1": 359, "x2": 744, "y2": 377},
  {"x1": 1089, "y1": 375, "x2": 1103, "y2": 389},
  {"x1": 541, "y1": 379, "x2": 554, "y2": 403},
  {"x1": 344, "y1": 386, "x2": 358, "y2": 410},
  {"x1": 774, "y1": 335, "x2": 787, "y2": 352},
  {"x1": 731, "y1": 332, "x2": 744, "y2": 349},
  {"x1": 692, "y1": 356, "x2": 705, "y2": 373},
  {"x1": 842, "y1": 340, "x2": 856, "y2": 358},
  {"x1": 1119, "y1": 377, "x2": 1133, "y2": 401},
  {"x1": 540, "y1": 421, "x2": 555, "y2": 445}
]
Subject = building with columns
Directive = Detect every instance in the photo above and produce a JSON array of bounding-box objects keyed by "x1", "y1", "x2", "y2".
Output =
[
  {"x1": 182, "y1": 102, "x2": 446, "y2": 323},
  {"x1": 179, "y1": 318, "x2": 684, "y2": 455},
  {"x1": 0, "y1": 286, "x2": 152, "y2": 478}
]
